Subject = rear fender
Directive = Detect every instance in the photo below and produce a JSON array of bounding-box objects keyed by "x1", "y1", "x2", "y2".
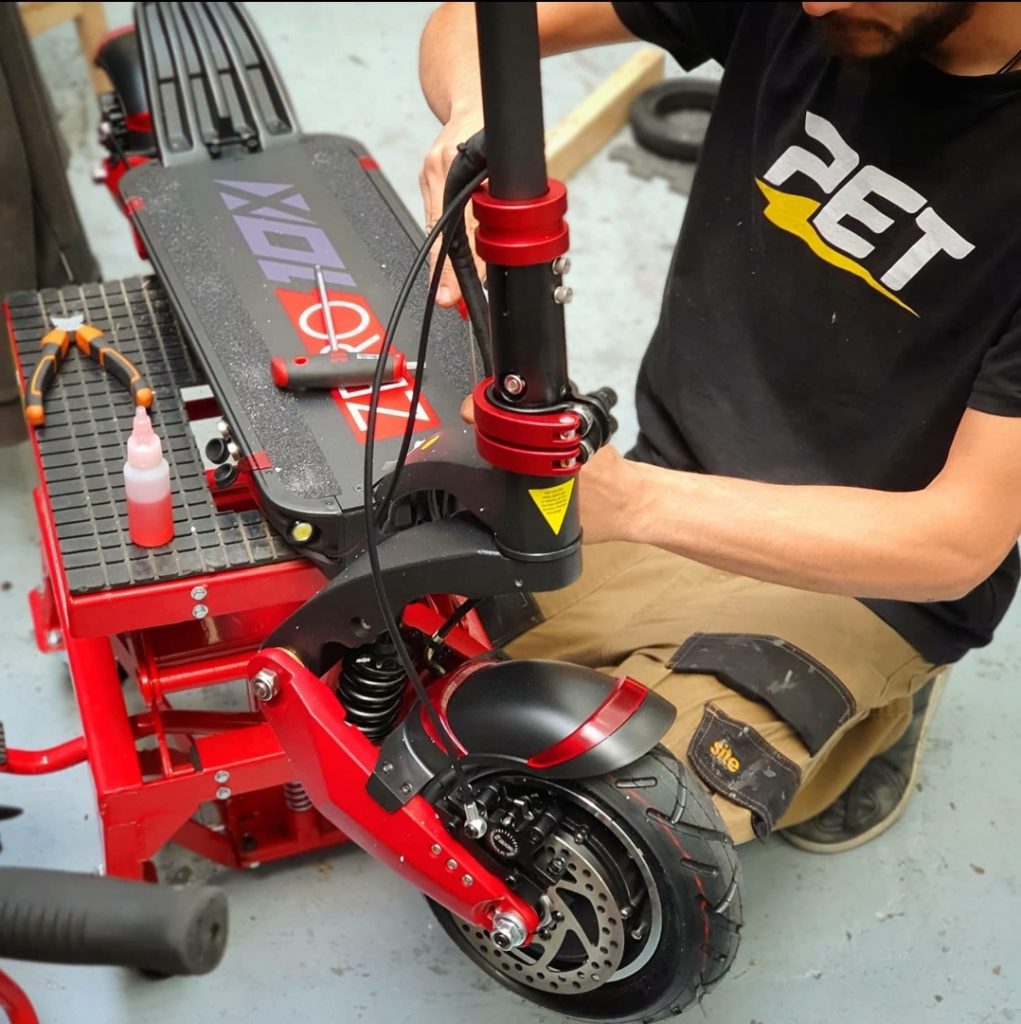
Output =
[{"x1": 368, "y1": 658, "x2": 676, "y2": 811}]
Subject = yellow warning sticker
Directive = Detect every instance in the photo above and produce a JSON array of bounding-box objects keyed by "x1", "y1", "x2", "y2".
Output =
[{"x1": 528, "y1": 478, "x2": 575, "y2": 536}]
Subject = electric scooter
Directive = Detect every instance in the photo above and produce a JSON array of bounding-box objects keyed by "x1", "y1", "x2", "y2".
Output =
[{"x1": 11, "y1": 4, "x2": 743, "y2": 1020}]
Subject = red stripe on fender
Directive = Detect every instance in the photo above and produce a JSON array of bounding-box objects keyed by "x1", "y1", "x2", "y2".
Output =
[{"x1": 527, "y1": 676, "x2": 648, "y2": 769}]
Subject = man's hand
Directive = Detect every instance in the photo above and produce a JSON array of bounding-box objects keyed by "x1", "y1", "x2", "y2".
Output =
[
  {"x1": 578, "y1": 445, "x2": 640, "y2": 545},
  {"x1": 419, "y1": 110, "x2": 486, "y2": 308}
]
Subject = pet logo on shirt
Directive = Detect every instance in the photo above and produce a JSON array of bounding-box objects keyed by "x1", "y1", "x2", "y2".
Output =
[{"x1": 757, "y1": 112, "x2": 973, "y2": 317}]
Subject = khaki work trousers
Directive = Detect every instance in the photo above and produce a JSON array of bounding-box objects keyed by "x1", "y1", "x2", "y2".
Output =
[{"x1": 506, "y1": 541, "x2": 939, "y2": 845}]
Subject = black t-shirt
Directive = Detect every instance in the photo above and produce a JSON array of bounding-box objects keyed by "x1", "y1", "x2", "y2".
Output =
[{"x1": 611, "y1": 1, "x2": 1021, "y2": 664}]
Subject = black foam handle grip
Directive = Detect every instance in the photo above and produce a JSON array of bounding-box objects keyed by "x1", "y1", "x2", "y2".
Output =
[{"x1": 0, "y1": 869, "x2": 228, "y2": 976}]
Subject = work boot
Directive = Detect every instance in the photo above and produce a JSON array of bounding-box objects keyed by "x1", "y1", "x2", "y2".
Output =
[{"x1": 781, "y1": 672, "x2": 947, "y2": 854}]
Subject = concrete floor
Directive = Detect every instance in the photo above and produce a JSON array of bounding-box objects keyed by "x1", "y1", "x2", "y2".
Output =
[{"x1": 2, "y1": 3, "x2": 1019, "y2": 1023}]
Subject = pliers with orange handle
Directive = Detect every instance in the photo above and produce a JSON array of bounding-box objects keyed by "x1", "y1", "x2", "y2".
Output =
[{"x1": 25, "y1": 313, "x2": 153, "y2": 427}]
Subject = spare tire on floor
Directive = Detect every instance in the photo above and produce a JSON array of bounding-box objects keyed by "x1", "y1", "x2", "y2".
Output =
[{"x1": 629, "y1": 77, "x2": 719, "y2": 162}]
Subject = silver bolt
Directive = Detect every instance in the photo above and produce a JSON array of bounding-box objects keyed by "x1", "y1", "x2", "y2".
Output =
[
  {"x1": 46, "y1": 629, "x2": 62, "y2": 647},
  {"x1": 192, "y1": 604, "x2": 209, "y2": 620},
  {"x1": 214, "y1": 770, "x2": 230, "y2": 784},
  {"x1": 251, "y1": 668, "x2": 280, "y2": 702},
  {"x1": 217, "y1": 420, "x2": 230, "y2": 438},
  {"x1": 216, "y1": 786, "x2": 231, "y2": 800},
  {"x1": 190, "y1": 585, "x2": 208, "y2": 600},
  {"x1": 552, "y1": 256, "x2": 571, "y2": 275},
  {"x1": 430, "y1": 844, "x2": 442, "y2": 856},
  {"x1": 620, "y1": 906, "x2": 631, "y2": 919},
  {"x1": 464, "y1": 801, "x2": 487, "y2": 839},
  {"x1": 226, "y1": 442, "x2": 241, "y2": 462},
  {"x1": 400, "y1": 782, "x2": 413, "y2": 795},
  {"x1": 445, "y1": 858, "x2": 458, "y2": 871},
  {"x1": 461, "y1": 874, "x2": 474, "y2": 887},
  {"x1": 502, "y1": 374, "x2": 526, "y2": 397},
  {"x1": 380, "y1": 761, "x2": 394, "y2": 774},
  {"x1": 490, "y1": 911, "x2": 528, "y2": 950},
  {"x1": 553, "y1": 285, "x2": 573, "y2": 304}
]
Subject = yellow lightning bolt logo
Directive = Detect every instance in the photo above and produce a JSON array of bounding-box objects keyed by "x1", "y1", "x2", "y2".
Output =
[{"x1": 755, "y1": 179, "x2": 918, "y2": 318}]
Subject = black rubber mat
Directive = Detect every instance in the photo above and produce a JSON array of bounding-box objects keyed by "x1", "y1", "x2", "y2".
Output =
[{"x1": 7, "y1": 277, "x2": 296, "y2": 595}]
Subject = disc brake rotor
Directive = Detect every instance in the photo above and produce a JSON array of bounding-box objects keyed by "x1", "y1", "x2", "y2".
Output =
[{"x1": 459, "y1": 829, "x2": 627, "y2": 994}]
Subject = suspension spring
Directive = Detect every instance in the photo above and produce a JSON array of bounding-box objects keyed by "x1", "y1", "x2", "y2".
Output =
[
  {"x1": 283, "y1": 781, "x2": 312, "y2": 812},
  {"x1": 337, "y1": 637, "x2": 407, "y2": 742}
]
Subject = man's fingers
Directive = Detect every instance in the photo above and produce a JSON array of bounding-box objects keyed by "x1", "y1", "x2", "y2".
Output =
[{"x1": 460, "y1": 395, "x2": 475, "y2": 423}]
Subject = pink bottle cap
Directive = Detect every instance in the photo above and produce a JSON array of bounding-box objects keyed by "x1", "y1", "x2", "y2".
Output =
[{"x1": 126, "y1": 406, "x2": 164, "y2": 469}]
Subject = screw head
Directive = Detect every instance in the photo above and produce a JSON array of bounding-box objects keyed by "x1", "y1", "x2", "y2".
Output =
[
  {"x1": 400, "y1": 782, "x2": 413, "y2": 795},
  {"x1": 501, "y1": 374, "x2": 526, "y2": 397},
  {"x1": 461, "y1": 874, "x2": 474, "y2": 887},
  {"x1": 192, "y1": 604, "x2": 209, "y2": 620},
  {"x1": 380, "y1": 761, "x2": 394, "y2": 774},
  {"x1": 216, "y1": 786, "x2": 231, "y2": 800},
  {"x1": 430, "y1": 844, "x2": 442, "y2": 856},
  {"x1": 46, "y1": 629, "x2": 62, "y2": 648},
  {"x1": 552, "y1": 256, "x2": 572, "y2": 275},
  {"x1": 445, "y1": 858, "x2": 458, "y2": 871},
  {"x1": 553, "y1": 285, "x2": 574, "y2": 304},
  {"x1": 214, "y1": 770, "x2": 230, "y2": 784},
  {"x1": 251, "y1": 668, "x2": 279, "y2": 702},
  {"x1": 190, "y1": 585, "x2": 208, "y2": 600}
]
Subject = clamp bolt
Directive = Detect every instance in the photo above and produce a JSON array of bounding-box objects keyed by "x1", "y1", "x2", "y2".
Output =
[
  {"x1": 502, "y1": 374, "x2": 526, "y2": 397},
  {"x1": 553, "y1": 285, "x2": 573, "y2": 304},
  {"x1": 552, "y1": 256, "x2": 571, "y2": 275},
  {"x1": 251, "y1": 668, "x2": 279, "y2": 702}
]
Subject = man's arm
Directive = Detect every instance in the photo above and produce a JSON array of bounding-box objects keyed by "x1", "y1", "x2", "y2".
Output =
[
  {"x1": 581, "y1": 408, "x2": 1021, "y2": 602},
  {"x1": 419, "y1": 2, "x2": 636, "y2": 304}
]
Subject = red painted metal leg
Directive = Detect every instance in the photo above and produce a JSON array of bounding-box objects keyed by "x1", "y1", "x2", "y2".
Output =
[{"x1": 0, "y1": 971, "x2": 39, "y2": 1024}]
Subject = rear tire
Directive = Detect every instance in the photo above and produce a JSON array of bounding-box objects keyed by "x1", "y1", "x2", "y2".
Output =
[{"x1": 429, "y1": 746, "x2": 741, "y2": 1022}]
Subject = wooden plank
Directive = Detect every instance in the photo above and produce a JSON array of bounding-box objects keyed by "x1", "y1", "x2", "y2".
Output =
[
  {"x1": 545, "y1": 48, "x2": 665, "y2": 181},
  {"x1": 20, "y1": 2, "x2": 83, "y2": 38}
]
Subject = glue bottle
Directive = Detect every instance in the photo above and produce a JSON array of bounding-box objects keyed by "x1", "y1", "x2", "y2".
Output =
[{"x1": 124, "y1": 406, "x2": 174, "y2": 547}]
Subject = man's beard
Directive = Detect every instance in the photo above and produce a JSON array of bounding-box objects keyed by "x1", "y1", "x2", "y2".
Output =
[{"x1": 817, "y1": 2, "x2": 977, "y2": 71}]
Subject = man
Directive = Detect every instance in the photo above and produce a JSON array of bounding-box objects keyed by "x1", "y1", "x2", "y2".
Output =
[{"x1": 418, "y1": 3, "x2": 1021, "y2": 849}]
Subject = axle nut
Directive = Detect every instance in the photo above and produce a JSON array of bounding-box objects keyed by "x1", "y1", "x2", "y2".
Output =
[{"x1": 491, "y1": 911, "x2": 528, "y2": 950}]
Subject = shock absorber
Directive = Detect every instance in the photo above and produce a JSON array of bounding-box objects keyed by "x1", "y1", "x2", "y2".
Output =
[{"x1": 336, "y1": 636, "x2": 407, "y2": 742}]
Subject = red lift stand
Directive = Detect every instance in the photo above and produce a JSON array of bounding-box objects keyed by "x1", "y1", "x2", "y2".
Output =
[{"x1": 4, "y1": 279, "x2": 346, "y2": 880}]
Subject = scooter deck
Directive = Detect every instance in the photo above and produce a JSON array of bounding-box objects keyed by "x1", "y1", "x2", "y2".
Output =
[{"x1": 124, "y1": 2, "x2": 475, "y2": 565}]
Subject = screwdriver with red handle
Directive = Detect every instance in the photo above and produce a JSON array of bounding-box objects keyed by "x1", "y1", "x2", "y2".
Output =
[
  {"x1": 270, "y1": 350, "x2": 409, "y2": 390},
  {"x1": 271, "y1": 264, "x2": 412, "y2": 391}
]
